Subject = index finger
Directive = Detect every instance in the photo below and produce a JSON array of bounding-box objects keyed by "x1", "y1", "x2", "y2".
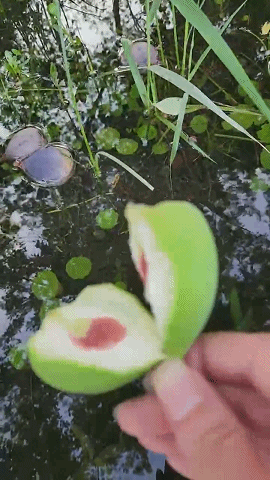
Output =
[{"x1": 183, "y1": 331, "x2": 270, "y2": 397}]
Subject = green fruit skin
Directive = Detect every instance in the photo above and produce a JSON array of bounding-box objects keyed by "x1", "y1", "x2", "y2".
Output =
[
  {"x1": 126, "y1": 201, "x2": 219, "y2": 358},
  {"x1": 27, "y1": 336, "x2": 162, "y2": 394}
]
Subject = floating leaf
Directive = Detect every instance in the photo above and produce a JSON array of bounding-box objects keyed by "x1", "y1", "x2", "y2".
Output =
[
  {"x1": 152, "y1": 142, "x2": 169, "y2": 154},
  {"x1": 31, "y1": 270, "x2": 60, "y2": 300},
  {"x1": 47, "y1": 2, "x2": 58, "y2": 16},
  {"x1": 96, "y1": 209, "x2": 118, "y2": 230},
  {"x1": 257, "y1": 124, "x2": 270, "y2": 143},
  {"x1": 229, "y1": 111, "x2": 256, "y2": 129},
  {"x1": 116, "y1": 138, "x2": 138, "y2": 155},
  {"x1": 250, "y1": 176, "x2": 270, "y2": 192},
  {"x1": 114, "y1": 281, "x2": 127, "y2": 290},
  {"x1": 66, "y1": 256, "x2": 92, "y2": 280},
  {"x1": 95, "y1": 127, "x2": 120, "y2": 150},
  {"x1": 9, "y1": 344, "x2": 28, "y2": 370},
  {"x1": 190, "y1": 115, "x2": 208, "y2": 133},
  {"x1": 260, "y1": 147, "x2": 270, "y2": 169},
  {"x1": 39, "y1": 298, "x2": 61, "y2": 321},
  {"x1": 136, "y1": 124, "x2": 157, "y2": 140}
]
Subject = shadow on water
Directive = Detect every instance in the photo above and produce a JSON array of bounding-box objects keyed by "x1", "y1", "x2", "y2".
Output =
[{"x1": 1, "y1": 1, "x2": 270, "y2": 479}]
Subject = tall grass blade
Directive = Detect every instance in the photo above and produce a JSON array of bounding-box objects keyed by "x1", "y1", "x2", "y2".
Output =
[
  {"x1": 170, "y1": 0, "x2": 270, "y2": 123},
  {"x1": 121, "y1": 39, "x2": 150, "y2": 109},
  {"x1": 170, "y1": 93, "x2": 189, "y2": 165},
  {"x1": 96, "y1": 152, "x2": 154, "y2": 191},
  {"x1": 189, "y1": 0, "x2": 248, "y2": 81},
  {"x1": 149, "y1": 65, "x2": 269, "y2": 152},
  {"x1": 149, "y1": 0, "x2": 162, "y2": 25}
]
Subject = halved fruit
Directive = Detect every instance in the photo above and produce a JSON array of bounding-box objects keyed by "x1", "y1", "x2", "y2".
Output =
[
  {"x1": 124, "y1": 201, "x2": 219, "y2": 358},
  {"x1": 27, "y1": 201, "x2": 219, "y2": 395},
  {"x1": 27, "y1": 284, "x2": 165, "y2": 394}
]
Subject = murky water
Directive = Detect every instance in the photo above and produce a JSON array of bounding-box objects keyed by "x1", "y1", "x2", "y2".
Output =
[{"x1": 1, "y1": 1, "x2": 270, "y2": 479}]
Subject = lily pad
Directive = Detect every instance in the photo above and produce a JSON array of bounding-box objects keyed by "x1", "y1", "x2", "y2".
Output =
[
  {"x1": 116, "y1": 138, "x2": 138, "y2": 155},
  {"x1": 96, "y1": 209, "x2": 118, "y2": 230},
  {"x1": 136, "y1": 124, "x2": 157, "y2": 141},
  {"x1": 66, "y1": 256, "x2": 92, "y2": 280},
  {"x1": 152, "y1": 142, "x2": 169, "y2": 155},
  {"x1": 190, "y1": 115, "x2": 208, "y2": 134},
  {"x1": 257, "y1": 124, "x2": 270, "y2": 143},
  {"x1": 31, "y1": 270, "x2": 60, "y2": 300},
  {"x1": 95, "y1": 127, "x2": 120, "y2": 150},
  {"x1": 40, "y1": 299, "x2": 61, "y2": 321},
  {"x1": 9, "y1": 344, "x2": 28, "y2": 370},
  {"x1": 260, "y1": 146, "x2": 270, "y2": 170}
]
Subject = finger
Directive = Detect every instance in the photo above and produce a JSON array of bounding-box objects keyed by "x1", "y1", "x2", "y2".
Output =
[
  {"x1": 183, "y1": 331, "x2": 270, "y2": 397},
  {"x1": 150, "y1": 359, "x2": 268, "y2": 480},
  {"x1": 113, "y1": 393, "x2": 172, "y2": 438}
]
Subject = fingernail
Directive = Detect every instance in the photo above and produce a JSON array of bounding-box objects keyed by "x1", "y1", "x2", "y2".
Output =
[
  {"x1": 142, "y1": 372, "x2": 155, "y2": 392},
  {"x1": 151, "y1": 360, "x2": 203, "y2": 421}
]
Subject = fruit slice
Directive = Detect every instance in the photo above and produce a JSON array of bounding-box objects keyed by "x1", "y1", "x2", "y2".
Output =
[
  {"x1": 27, "y1": 283, "x2": 164, "y2": 394},
  {"x1": 124, "y1": 201, "x2": 219, "y2": 358}
]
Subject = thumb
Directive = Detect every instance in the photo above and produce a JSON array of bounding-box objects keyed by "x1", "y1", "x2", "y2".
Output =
[{"x1": 148, "y1": 359, "x2": 266, "y2": 480}]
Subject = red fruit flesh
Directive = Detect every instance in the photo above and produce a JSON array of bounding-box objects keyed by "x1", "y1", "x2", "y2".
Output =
[
  {"x1": 69, "y1": 317, "x2": 127, "y2": 350},
  {"x1": 138, "y1": 251, "x2": 148, "y2": 284}
]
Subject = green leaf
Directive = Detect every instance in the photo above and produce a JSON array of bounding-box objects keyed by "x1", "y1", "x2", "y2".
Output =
[
  {"x1": 152, "y1": 141, "x2": 169, "y2": 154},
  {"x1": 229, "y1": 111, "x2": 255, "y2": 129},
  {"x1": 257, "y1": 124, "x2": 270, "y2": 143},
  {"x1": 114, "y1": 281, "x2": 127, "y2": 290},
  {"x1": 47, "y1": 2, "x2": 58, "y2": 16},
  {"x1": 190, "y1": 114, "x2": 208, "y2": 133},
  {"x1": 149, "y1": 65, "x2": 268, "y2": 152},
  {"x1": 31, "y1": 270, "x2": 60, "y2": 300},
  {"x1": 230, "y1": 287, "x2": 243, "y2": 330},
  {"x1": 260, "y1": 147, "x2": 270, "y2": 169},
  {"x1": 250, "y1": 176, "x2": 270, "y2": 192},
  {"x1": 170, "y1": 93, "x2": 189, "y2": 165},
  {"x1": 116, "y1": 138, "x2": 138, "y2": 155},
  {"x1": 154, "y1": 97, "x2": 183, "y2": 116},
  {"x1": 9, "y1": 344, "x2": 28, "y2": 370},
  {"x1": 170, "y1": 0, "x2": 270, "y2": 123},
  {"x1": 96, "y1": 209, "x2": 118, "y2": 230},
  {"x1": 95, "y1": 127, "x2": 120, "y2": 150},
  {"x1": 39, "y1": 298, "x2": 61, "y2": 321},
  {"x1": 66, "y1": 256, "x2": 92, "y2": 279},
  {"x1": 136, "y1": 124, "x2": 157, "y2": 140},
  {"x1": 121, "y1": 39, "x2": 149, "y2": 109}
]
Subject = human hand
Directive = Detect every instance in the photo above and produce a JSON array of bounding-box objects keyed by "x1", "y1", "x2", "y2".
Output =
[{"x1": 113, "y1": 332, "x2": 270, "y2": 480}]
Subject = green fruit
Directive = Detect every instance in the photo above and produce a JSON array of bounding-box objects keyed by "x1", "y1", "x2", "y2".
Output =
[
  {"x1": 27, "y1": 201, "x2": 219, "y2": 395},
  {"x1": 125, "y1": 201, "x2": 218, "y2": 357}
]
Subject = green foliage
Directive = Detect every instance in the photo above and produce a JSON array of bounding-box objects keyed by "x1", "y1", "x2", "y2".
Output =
[
  {"x1": 250, "y1": 176, "x2": 270, "y2": 192},
  {"x1": 115, "y1": 281, "x2": 127, "y2": 290},
  {"x1": 95, "y1": 127, "x2": 120, "y2": 150},
  {"x1": 116, "y1": 138, "x2": 138, "y2": 155},
  {"x1": 9, "y1": 344, "x2": 28, "y2": 370},
  {"x1": 152, "y1": 141, "x2": 169, "y2": 154},
  {"x1": 260, "y1": 147, "x2": 270, "y2": 169},
  {"x1": 96, "y1": 209, "x2": 118, "y2": 230},
  {"x1": 66, "y1": 256, "x2": 92, "y2": 279},
  {"x1": 136, "y1": 124, "x2": 157, "y2": 140},
  {"x1": 31, "y1": 270, "x2": 60, "y2": 300},
  {"x1": 230, "y1": 287, "x2": 254, "y2": 331},
  {"x1": 190, "y1": 114, "x2": 208, "y2": 133},
  {"x1": 257, "y1": 124, "x2": 270, "y2": 143},
  {"x1": 39, "y1": 298, "x2": 61, "y2": 321}
]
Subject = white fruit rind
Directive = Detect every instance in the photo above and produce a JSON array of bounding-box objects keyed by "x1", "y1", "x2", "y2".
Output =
[
  {"x1": 126, "y1": 212, "x2": 174, "y2": 342},
  {"x1": 30, "y1": 283, "x2": 164, "y2": 371}
]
